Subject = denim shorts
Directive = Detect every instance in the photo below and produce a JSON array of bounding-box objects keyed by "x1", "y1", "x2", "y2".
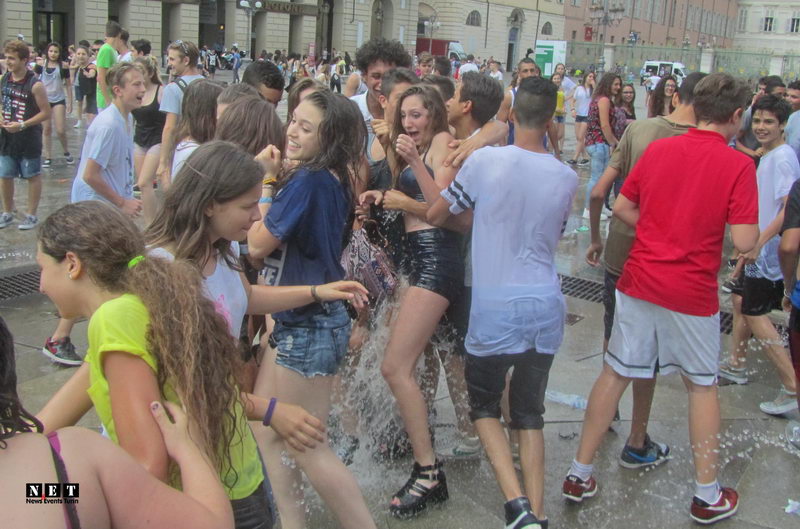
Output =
[
  {"x1": 231, "y1": 481, "x2": 274, "y2": 529},
  {"x1": 272, "y1": 301, "x2": 351, "y2": 377},
  {"x1": 0, "y1": 154, "x2": 41, "y2": 179}
]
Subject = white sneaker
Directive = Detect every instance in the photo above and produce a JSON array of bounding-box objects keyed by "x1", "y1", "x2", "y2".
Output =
[
  {"x1": 73, "y1": 120, "x2": 81, "y2": 129},
  {"x1": 0, "y1": 212, "x2": 13, "y2": 229},
  {"x1": 440, "y1": 435, "x2": 481, "y2": 458},
  {"x1": 786, "y1": 420, "x2": 800, "y2": 450},
  {"x1": 759, "y1": 386, "x2": 798, "y2": 416},
  {"x1": 18, "y1": 214, "x2": 38, "y2": 230}
]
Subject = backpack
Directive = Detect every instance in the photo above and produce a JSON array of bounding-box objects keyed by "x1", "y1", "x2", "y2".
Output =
[{"x1": 175, "y1": 77, "x2": 189, "y2": 93}]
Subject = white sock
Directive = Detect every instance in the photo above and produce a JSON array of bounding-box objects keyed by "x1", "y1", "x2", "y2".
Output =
[
  {"x1": 569, "y1": 459, "x2": 593, "y2": 481},
  {"x1": 694, "y1": 480, "x2": 721, "y2": 504}
]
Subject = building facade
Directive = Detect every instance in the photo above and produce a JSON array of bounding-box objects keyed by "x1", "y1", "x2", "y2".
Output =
[
  {"x1": 733, "y1": 1, "x2": 800, "y2": 54},
  {"x1": 563, "y1": 0, "x2": 737, "y2": 48},
  {"x1": 5, "y1": 0, "x2": 563, "y2": 70}
]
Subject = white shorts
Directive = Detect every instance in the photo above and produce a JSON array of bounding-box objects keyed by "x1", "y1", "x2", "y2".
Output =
[{"x1": 605, "y1": 291, "x2": 720, "y2": 386}]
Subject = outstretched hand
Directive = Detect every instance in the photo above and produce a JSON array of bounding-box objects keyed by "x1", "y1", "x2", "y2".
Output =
[
  {"x1": 317, "y1": 280, "x2": 369, "y2": 309},
  {"x1": 269, "y1": 402, "x2": 326, "y2": 452}
]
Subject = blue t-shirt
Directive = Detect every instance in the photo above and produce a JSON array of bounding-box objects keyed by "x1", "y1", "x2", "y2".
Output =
[
  {"x1": 159, "y1": 74, "x2": 205, "y2": 116},
  {"x1": 233, "y1": 53, "x2": 241, "y2": 70},
  {"x1": 264, "y1": 167, "x2": 350, "y2": 323}
]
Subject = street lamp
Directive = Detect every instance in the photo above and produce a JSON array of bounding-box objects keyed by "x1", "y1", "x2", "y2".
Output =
[
  {"x1": 589, "y1": 1, "x2": 625, "y2": 43},
  {"x1": 423, "y1": 17, "x2": 441, "y2": 53},
  {"x1": 239, "y1": 0, "x2": 263, "y2": 57}
]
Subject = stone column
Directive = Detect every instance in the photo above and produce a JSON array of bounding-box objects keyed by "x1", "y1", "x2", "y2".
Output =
[
  {"x1": 1, "y1": 0, "x2": 34, "y2": 45},
  {"x1": 75, "y1": 0, "x2": 109, "y2": 42},
  {"x1": 263, "y1": 12, "x2": 290, "y2": 52},
  {"x1": 225, "y1": 0, "x2": 250, "y2": 50},
  {"x1": 120, "y1": 0, "x2": 162, "y2": 58}
]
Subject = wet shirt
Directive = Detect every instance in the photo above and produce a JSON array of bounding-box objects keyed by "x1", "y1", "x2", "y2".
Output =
[
  {"x1": 604, "y1": 116, "x2": 693, "y2": 276},
  {"x1": 617, "y1": 129, "x2": 758, "y2": 316},
  {"x1": 265, "y1": 167, "x2": 349, "y2": 323},
  {"x1": 34, "y1": 63, "x2": 68, "y2": 103},
  {"x1": 159, "y1": 74, "x2": 204, "y2": 116},
  {"x1": 781, "y1": 180, "x2": 800, "y2": 307},
  {"x1": 751, "y1": 144, "x2": 800, "y2": 280},
  {"x1": 71, "y1": 103, "x2": 134, "y2": 203},
  {"x1": 442, "y1": 145, "x2": 577, "y2": 356}
]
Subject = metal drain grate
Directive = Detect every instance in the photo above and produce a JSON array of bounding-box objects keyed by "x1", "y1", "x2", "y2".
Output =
[
  {"x1": 0, "y1": 270, "x2": 40, "y2": 300},
  {"x1": 559, "y1": 274, "x2": 606, "y2": 303}
]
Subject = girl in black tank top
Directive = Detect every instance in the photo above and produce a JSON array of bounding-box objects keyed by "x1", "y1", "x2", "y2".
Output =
[{"x1": 131, "y1": 56, "x2": 166, "y2": 222}]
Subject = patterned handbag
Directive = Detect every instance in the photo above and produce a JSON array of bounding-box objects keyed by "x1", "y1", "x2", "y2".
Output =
[{"x1": 341, "y1": 219, "x2": 398, "y2": 307}]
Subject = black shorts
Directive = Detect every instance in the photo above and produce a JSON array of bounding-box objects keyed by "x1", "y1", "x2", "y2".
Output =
[
  {"x1": 603, "y1": 270, "x2": 620, "y2": 340},
  {"x1": 575, "y1": 115, "x2": 588, "y2": 123},
  {"x1": 742, "y1": 274, "x2": 783, "y2": 316},
  {"x1": 402, "y1": 228, "x2": 464, "y2": 303},
  {"x1": 465, "y1": 350, "x2": 554, "y2": 430},
  {"x1": 208, "y1": 65, "x2": 217, "y2": 73},
  {"x1": 50, "y1": 99, "x2": 66, "y2": 107},
  {"x1": 729, "y1": 274, "x2": 745, "y2": 297}
]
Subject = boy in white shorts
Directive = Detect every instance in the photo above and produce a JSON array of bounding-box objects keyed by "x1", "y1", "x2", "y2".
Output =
[{"x1": 562, "y1": 73, "x2": 760, "y2": 525}]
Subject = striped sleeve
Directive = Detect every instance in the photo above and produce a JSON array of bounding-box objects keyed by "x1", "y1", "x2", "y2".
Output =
[{"x1": 441, "y1": 154, "x2": 479, "y2": 215}]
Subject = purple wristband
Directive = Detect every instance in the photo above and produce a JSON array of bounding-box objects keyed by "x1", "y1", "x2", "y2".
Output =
[{"x1": 262, "y1": 397, "x2": 278, "y2": 427}]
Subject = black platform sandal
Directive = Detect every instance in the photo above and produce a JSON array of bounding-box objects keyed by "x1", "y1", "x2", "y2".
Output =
[{"x1": 389, "y1": 460, "x2": 449, "y2": 519}]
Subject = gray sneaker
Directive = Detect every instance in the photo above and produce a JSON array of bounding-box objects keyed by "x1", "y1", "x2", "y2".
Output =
[
  {"x1": 18, "y1": 214, "x2": 38, "y2": 230},
  {"x1": 786, "y1": 420, "x2": 800, "y2": 450},
  {"x1": 719, "y1": 361, "x2": 748, "y2": 385},
  {"x1": 0, "y1": 212, "x2": 13, "y2": 228},
  {"x1": 42, "y1": 337, "x2": 83, "y2": 366},
  {"x1": 759, "y1": 386, "x2": 798, "y2": 416}
]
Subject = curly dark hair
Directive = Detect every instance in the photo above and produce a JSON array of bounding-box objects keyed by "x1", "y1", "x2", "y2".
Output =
[
  {"x1": 0, "y1": 317, "x2": 43, "y2": 448},
  {"x1": 355, "y1": 37, "x2": 411, "y2": 73},
  {"x1": 648, "y1": 75, "x2": 677, "y2": 117}
]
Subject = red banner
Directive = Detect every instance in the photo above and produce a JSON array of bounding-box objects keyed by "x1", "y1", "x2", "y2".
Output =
[{"x1": 584, "y1": 26, "x2": 593, "y2": 42}]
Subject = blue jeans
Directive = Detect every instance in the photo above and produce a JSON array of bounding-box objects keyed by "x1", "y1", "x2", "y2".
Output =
[{"x1": 585, "y1": 143, "x2": 610, "y2": 209}]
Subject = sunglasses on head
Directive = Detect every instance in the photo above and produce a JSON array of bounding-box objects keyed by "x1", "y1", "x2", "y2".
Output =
[{"x1": 173, "y1": 40, "x2": 189, "y2": 56}]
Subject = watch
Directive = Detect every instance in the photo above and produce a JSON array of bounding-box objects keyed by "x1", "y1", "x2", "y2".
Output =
[{"x1": 18, "y1": 121, "x2": 25, "y2": 130}]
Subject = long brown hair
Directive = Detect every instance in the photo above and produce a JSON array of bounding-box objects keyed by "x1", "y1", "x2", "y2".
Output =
[
  {"x1": 390, "y1": 84, "x2": 450, "y2": 183},
  {"x1": 38, "y1": 202, "x2": 244, "y2": 480},
  {"x1": 649, "y1": 75, "x2": 677, "y2": 117},
  {"x1": 178, "y1": 79, "x2": 223, "y2": 143},
  {"x1": 134, "y1": 55, "x2": 162, "y2": 85},
  {"x1": 215, "y1": 97, "x2": 284, "y2": 156},
  {"x1": 286, "y1": 77, "x2": 326, "y2": 122},
  {"x1": 146, "y1": 141, "x2": 263, "y2": 269}
]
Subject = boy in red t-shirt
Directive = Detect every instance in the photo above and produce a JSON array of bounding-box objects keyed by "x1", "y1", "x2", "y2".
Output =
[{"x1": 562, "y1": 73, "x2": 759, "y2": 525}]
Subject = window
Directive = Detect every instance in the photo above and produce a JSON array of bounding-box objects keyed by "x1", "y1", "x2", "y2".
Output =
[
  {"x1": 466, "y1": 10, "x2": 481, "y2": 26},
  {"x1": 571, "y1": 0, "x2": 581, "y2": 6},
  {"x1": 763, "y1": 8, "x2": 774, "y2": 32},
  {"x1": 542, "y1": 21, "x2": 553, "y2": 35},
  {"x1": 572, "y1": 29, "x2": 577, "y2": 39},
  {"x1": 792, "y1": 11, "x2": 800, "y2": 33},
  {"x1": 610, "y1": 35, "x2": 615, "y2": 43},
  {"x1": 737, "y1": 8, "x2": 748, "y2": 31}
]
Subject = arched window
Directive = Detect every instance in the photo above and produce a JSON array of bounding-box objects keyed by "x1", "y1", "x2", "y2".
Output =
[
  {"x1": 542, "y1": 21, "x2": 553, "y2": 35},
  {"x1": 466, "y1": 10, "x2": 481, "y2": 26}
]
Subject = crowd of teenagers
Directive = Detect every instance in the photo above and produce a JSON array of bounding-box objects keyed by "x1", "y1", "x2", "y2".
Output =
[{"x1": 2, "y1": 20, "x2": 800, "y2": 529}]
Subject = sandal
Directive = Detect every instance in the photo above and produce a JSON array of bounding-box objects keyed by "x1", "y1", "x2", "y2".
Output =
[{"x1": 389, "y1": 460, "x2": 449, "y2": 518}]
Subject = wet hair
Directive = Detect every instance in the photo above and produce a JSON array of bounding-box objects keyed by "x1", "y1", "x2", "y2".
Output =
[
  {"x1": 105, "y1": 20, "x2": 123, "y2": 38},
  {"x1": 215, "y1": 96, "x2": 284, "y2": 156},
  {"x1": 76, "y1": 45, "x2": 91, "y2": 57},
  {"x1": 676, "y1": 72, "x2": 707, "y2": 105},
  {"x1": 752, "y1": 94, "x2": 793, "y2": 124},
  {"x1": 580, "y1": 71, "x2": 595, "y2": 94},
  {"x1": 286, "y1": 77, "x2": 327, "y2": 121},
  {"x1": 381, "y1": 68, "x2": 419, "y2": 98},
  {"x1": 134, "y1": 55, "x2": 161, "y2": 85},
  {"x1": 0, "y1": 317, "x2": 43, "y2": 447},
  {"x1": 514, "y1": 76, "x2": 557, "y2": 129},
  {"x1": 218, "y1": 83, "x2": 259, "y2": 106},
  {"x1": 789, "y1": 80, "x2": 800, "y2": 91},
  {"x1": 4, "y1": 40, "x2": 29, "y2": 61},
  {"x1": 692, "y1": 73, "x2": 752, "y2": 125},
  {"x1": 593, "y1": 72, "x2": 620, "y2": 102},
  {"x1": 649, "y1": 75, "x2": 677, "y2": 117},
  {"x1": 518, "y1": 57, "x2": 540, "y2": 75},
  {"x1": 433, "y1": 55, "x2": 451, "y2": 77},
  {"x1": 132, "y1": 38, "x2": 151, "y2": 56},
  {"x1": 106, "y1": 62, "x2": 142, "y2": 91},
  {"x1": 459, "y1": 71, "x2": 504, "y2": 126},
  {"x1": 291, "y1": 91, "x2": 367, "y2": 201},
  {"x1": 146, "y1": 141, "x2": 262, "y2": 269},
  {"x1": 242, "y1": 60, "x2": 284, "y2": 92},
  {"x1": 391, "y1": 84, "x2": 450, "y2": 181},
  {"x1": 119, "y1": 29, "x2": 129, "y2": 45},
  {"x1": 168, "y1": 40, "x2": 200, "y2": 67},
  {"x1": 45, "y1": 41, "x2": 61, "y2": 58},
  {"x1": 421, "y1": 74, "x2": 455, "y2": 102},
  {"x1": 764, "y1": 75, "x2": 785, "y2": 94},
  {"x1": 620, "y1": 82, "x2": 636, "y2": 114},
  {"x1": 93, "y1": 39, "x2": 104, "y2": 47},
  {"x1": 40, "y1": 201, "x2": 245, "y2": 480},
  {"x1": 177, "y1": 79, "x2": 223, "y2": 143},
  {"x1": 355, "y1": 37, "x2": 412, "y2": 74},
  {"x1": 78, "y1": 39, "x2": 91, "y2": 47}
]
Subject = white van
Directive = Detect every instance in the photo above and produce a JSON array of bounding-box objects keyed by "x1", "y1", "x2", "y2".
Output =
[{"x1": 640, "y1": 61, "x2": 688, "y2": 86}]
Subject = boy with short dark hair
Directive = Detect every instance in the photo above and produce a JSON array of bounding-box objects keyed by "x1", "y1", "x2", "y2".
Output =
[
  {"x1": 564, "y1": 73, "x2": 759, "y2": 525},
  {"x1": 426, "y1": 76, "x2": 578, "y2": 529},
  {"x1": 96, "y1": 20, "x2": 123, "y2": 111}
]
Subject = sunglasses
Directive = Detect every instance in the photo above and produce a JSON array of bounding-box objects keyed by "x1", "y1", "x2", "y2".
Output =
[{"x1": 173, "y1": 39, "x2": 189, "y2": 56}]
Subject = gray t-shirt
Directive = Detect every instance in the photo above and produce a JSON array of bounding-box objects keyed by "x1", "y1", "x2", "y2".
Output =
[
  {"x1": 71, "y1": 104, "x2": 134, "y2": 204},
  {"x1": 159, "y1": 74, "x2": 204, "y2": 116}
]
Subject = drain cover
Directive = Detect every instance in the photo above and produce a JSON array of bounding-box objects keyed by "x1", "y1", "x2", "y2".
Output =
[{"x1": 0, "y1": 270, "x2": 40, "y2": 300}]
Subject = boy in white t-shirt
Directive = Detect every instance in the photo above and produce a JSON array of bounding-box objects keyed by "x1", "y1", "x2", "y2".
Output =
[
  {"x1": 424, "y1": 76, "x2": 578, "y2": 529},
  {"x1": 720, "y1": 94, "x2": 800, "y2": 414}
]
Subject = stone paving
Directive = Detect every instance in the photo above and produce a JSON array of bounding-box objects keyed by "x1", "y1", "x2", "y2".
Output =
[{"x1": 2, "y1": 77, "x2": 800, "y2": 528}]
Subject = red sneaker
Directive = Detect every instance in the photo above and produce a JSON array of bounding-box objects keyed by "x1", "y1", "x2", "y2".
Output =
[
  {"x1": 562, "y1": 474, "x2": 597, "y2": 503},
  {"x1": 690, "y1": 487, "x2": 739, "y2": 525}
]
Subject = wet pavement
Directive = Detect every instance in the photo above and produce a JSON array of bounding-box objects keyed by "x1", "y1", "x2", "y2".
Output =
[{"x1": 2, "y1": 78, "x2": 800, "y2": 528}]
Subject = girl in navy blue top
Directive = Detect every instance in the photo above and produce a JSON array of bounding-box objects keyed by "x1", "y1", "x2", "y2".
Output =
[{"x1": 247, "y1": 91, "x2": 377, "y2": 529}]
